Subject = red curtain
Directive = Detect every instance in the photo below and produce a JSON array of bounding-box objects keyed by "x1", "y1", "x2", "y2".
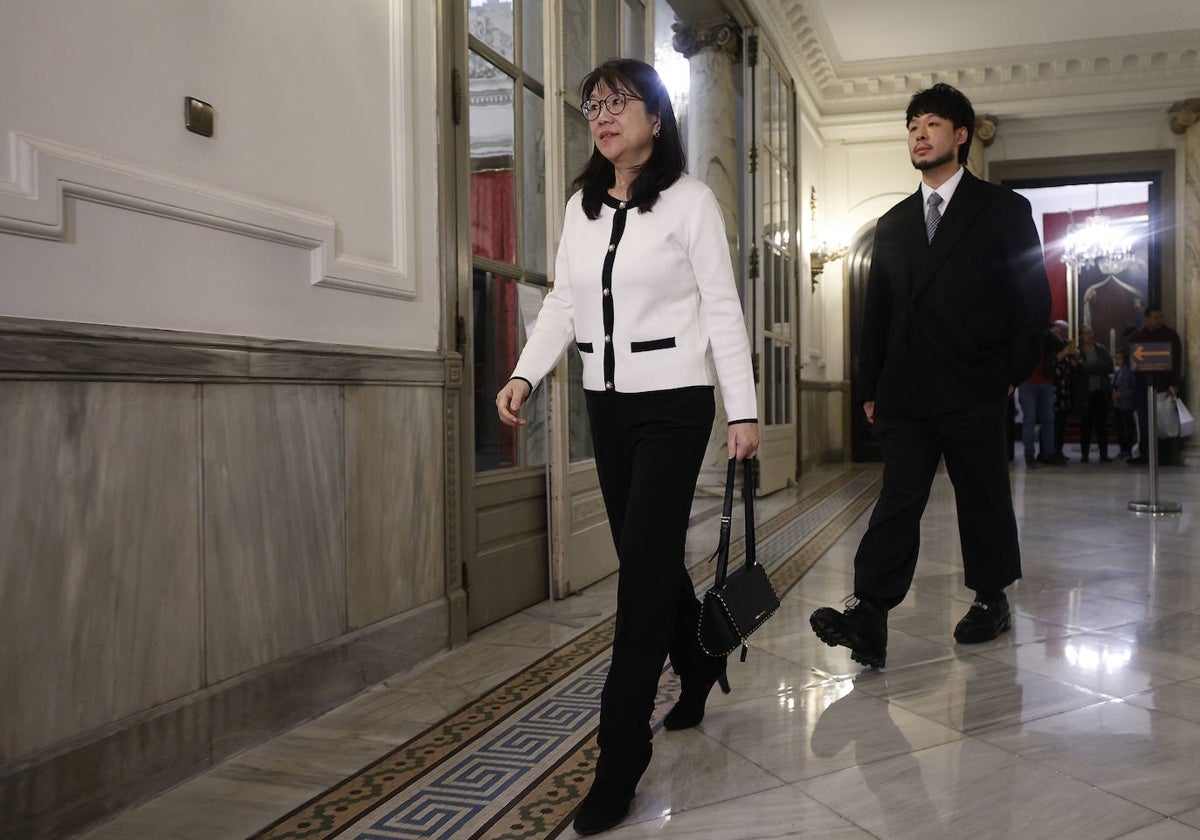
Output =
[
  {"x1": 471, "y1": 170, "x2": 516, "y2": 264},
  {"x1": 470, "y1": 168, "x2": 519, "y2": 467}
]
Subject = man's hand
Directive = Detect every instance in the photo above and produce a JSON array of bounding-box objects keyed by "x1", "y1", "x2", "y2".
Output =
[
  {"x1": 496, "y1": 379, "x2": 532, "y2": 426},
  {"x1": 863, "y1": 400, "x2": 876, "y2": 424}
]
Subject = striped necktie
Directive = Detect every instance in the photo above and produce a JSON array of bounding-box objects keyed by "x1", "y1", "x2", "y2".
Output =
[{"x1": 925, "y1": 192, "x2": 943, "y2": 243}]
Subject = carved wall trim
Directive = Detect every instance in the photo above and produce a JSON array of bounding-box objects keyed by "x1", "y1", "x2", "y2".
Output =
[
  {"x1": 0, "y1": 1, "x2": 417, "y2": 300},
  {"x1": 1169, "y1": 98, "x2": 1200, "y2": 134},
  {"x1": 0, "y1": 317, "x2": 445, "y2": 384},
  {"x1": 975, "y1": 115, "x2": 998, "y2": 147},
  {"x1": 673, "y1": 20, "x2": 743, "y2": 62}
]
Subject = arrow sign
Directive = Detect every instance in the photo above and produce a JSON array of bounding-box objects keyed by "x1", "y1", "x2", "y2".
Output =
[{"x1": 1130, "y1": 342, "x2": 1172, "y2": 372}]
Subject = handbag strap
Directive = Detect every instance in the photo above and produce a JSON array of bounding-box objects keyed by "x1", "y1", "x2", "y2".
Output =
[
  {"x1": 713, "y1": 457, "x2": 755, "y2": 588},
  {"x1": 742, "y1": 458, "x2": 756, "y2": 570}
]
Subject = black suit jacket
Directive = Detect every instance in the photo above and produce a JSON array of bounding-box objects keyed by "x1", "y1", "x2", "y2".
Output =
[{"x1": 857, "y1": 170, "x2": 1051, "y2": 418}]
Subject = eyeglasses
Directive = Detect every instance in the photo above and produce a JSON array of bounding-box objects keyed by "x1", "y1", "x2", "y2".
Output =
[{"x1": 580, "y1": 92, "x2": 643, "y2": 120}]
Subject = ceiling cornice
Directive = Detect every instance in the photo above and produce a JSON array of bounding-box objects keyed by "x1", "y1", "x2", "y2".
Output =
[{"x1": 754, "y1": 0, "x2": 1200, "y2": 124}]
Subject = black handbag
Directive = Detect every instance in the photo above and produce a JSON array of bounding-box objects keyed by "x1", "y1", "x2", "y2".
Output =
[{"x1": 698, "y1": 457, "x2": 779, "y2": 661}]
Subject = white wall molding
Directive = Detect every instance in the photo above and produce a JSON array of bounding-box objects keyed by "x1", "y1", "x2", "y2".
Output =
[{"x1": 0, "y1": 0, "x2": 419, "y2": 301}]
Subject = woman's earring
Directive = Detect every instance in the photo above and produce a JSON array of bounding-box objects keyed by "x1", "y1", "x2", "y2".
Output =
[{"x1": 653, "y1": 127, "x2": 661, "y2": 138}]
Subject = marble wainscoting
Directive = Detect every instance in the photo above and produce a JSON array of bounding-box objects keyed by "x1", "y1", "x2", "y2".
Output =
[
  {"x1": 0, "y1": 318, "x2": 459, "y2": 840},
  {"x1": 800, "y1": 378, "x2": 851, "y2": 471}
]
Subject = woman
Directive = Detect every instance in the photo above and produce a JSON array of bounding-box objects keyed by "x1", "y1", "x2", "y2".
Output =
[
  {"x1": 1076, "y1": 324, "x2": 1114, "y2": 462},
  {"x1": 495, "y1": 58, "x2": 758, "y2": 836}
]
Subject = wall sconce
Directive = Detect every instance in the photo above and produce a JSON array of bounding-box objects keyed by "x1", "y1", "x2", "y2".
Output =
[{"x1": 809, "y1": 187, "x2": 848, "y2": 291}]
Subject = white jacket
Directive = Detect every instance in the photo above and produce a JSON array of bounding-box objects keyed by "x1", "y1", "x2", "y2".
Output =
[{"x1": 510, "y1": 174, "x2": 758, "y2": 422}]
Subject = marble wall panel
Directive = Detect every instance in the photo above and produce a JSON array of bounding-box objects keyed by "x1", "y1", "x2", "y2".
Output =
[
  {"x1": 0, "y1": 382, "x2": 202, "y2": 763},
  {"x1": 800, "y1": 381, "x2": 850, "y2": 469},
  {"x1": 344, "y1": 385, "x2": 444, "y2": 630},
  {"x1": 203, "y1": 384, "x2": 346, "y2": 683}
]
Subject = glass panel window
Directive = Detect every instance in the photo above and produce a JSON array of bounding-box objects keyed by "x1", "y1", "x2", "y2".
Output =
[
  {"x1": 568, "y1": 351, "x2": 593, "y2": 461},
  {"x1": 523, "y1": 90, "x2": 548, "y2": 274},
  {"x1": 624, "y1": 0, "x2": 646, "y2": 59},
  {"x1": 473, "y1": 271, "x2": 547, "y2": 470},
  {"x1": 596, "y1": 0, "x2": 618, "y2": 63},
  {"x1": 522, "y1": 0, "x2": 544, "y2": 81},
  {"x1": 562, "y1": 0, "x2": 590, "y2": 95},
  {"x1": 564, "y1": 105, "x2": 592, "y2": 199},
  {"x1": 468, "y1": 0, "x2": 515, "y2": 61},
  {"x1": 474, "y1": 270, "x2": 521, "y2": 471},
  {"x1": 469, "y1": 52, "x2": 516, "y2": 263}
]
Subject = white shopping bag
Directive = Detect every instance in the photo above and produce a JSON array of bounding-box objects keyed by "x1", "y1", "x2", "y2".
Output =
[
  {"x1": 1177, "y1": 398, "x2": 1195, "y2": 438},
  {"x1": 1156, "y1": 393, "x2": 1195, "y2": 438}
]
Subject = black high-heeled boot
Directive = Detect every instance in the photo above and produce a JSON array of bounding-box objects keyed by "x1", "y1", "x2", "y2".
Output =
[
  {"x1": 573, "y1": 749, "x2": 652, "y2": 836},
  {"x1": 662, "y1": 655, "x2": 731, "y2": 731}
]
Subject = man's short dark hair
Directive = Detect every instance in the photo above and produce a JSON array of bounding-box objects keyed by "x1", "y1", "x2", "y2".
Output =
[
  {"x1": 1144, "y1": 305, "x2": 1162, "y2": 317},
  {"x1": 906, "y1": 83, "x2": 975, "y2": 165}
]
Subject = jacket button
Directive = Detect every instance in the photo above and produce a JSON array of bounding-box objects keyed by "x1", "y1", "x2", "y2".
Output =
[
  {"x1": 608, "y1": 243, "x2": 616, "y2": 252},
  {"x1": 605, "y1": 381, "x2": 614, "y2": 390},
  {"x1": 618, "y1": 201, "x2": 626, "y2": 209},
  {"x1": 604, "y1": 334, "x2": 611, "y2": 343},
  {"x1": 602, "y1": 288, "x2": 610, "y2": 296}
]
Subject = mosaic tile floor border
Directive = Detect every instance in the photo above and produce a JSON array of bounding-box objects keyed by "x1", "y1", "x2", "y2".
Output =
[
  {"x1": 470, "y1": 478, "x2": 880, "y2": 840},
  {"x1": 250, "y1": 468, "x2": 874, "y2": 840}
]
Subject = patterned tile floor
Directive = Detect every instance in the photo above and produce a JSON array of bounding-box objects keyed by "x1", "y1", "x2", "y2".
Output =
[{"x1": 77, "y1": 452, "x2": 1200, "y2": 840}]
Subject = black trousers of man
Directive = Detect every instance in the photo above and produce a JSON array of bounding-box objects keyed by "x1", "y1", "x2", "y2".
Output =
[
  {"x1": 585, "y1": 386, "x2": 715, "y2": 781},
  {"x1": 854, "y1": 398, "x2": 1021, "y2": 608}
]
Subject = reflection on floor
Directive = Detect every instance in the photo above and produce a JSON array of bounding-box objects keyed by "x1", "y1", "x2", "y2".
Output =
[{"x1": 77, "y1": 451, "x2": 1200, "y2": 840}]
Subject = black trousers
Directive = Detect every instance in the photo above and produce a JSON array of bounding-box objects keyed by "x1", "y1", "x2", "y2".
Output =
[
  {"x1": 585, "y1": 386, "x2": 715, "y2": 777},
  {"x1": 854, "y1": 398, "x2": 1020, "y2": 608},
  {"x1": 1079, "y1": 389, "x2": 1110, "y2": 458}
]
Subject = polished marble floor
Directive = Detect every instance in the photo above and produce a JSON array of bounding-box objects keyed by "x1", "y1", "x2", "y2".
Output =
[{"x1": 76, "y1": 451, "x2": 1200, "y2": 840}]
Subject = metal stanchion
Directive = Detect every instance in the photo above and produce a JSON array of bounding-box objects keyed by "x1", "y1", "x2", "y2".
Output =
[{"x1": 1129, "y1": 384, "x2": 1182, "y2": 514}]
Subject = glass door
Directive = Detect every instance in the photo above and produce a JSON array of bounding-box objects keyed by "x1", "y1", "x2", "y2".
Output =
[
  {"x1": 744, "y1": 32, "x2": 798, "y2": 493},
  {"x1": 463, "y1": 0, "x2": 553, "y2": 629}
]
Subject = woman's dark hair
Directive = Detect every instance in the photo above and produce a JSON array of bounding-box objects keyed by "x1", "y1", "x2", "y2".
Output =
[
  {"x1": 905, "y1": 83, "x2": 975, "y2": 165},
  {"x1": 573, "y1": 58, "x2": 686, "y2": 219}
]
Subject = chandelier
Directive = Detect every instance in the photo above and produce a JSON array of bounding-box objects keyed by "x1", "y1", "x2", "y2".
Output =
[{"x1": 1060, "y1": 187, "x2": 1136, "y2": 272}]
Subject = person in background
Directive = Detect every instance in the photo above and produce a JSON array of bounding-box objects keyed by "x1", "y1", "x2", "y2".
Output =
[
  {"x1": 1020, "y1": 324, "x2": 1061, "y2": 467},
  {"x1": 496, "y1": 59, "x2": 758, "y2": 836},
  {"x1": 1127, "y1": 306, "x2": 1183, "y2": 465},
  {"x1": 1111, "y1": 348, "x2": 1137, "y2": 461},
  {"x1": 1075, "y1": 324, "x2": 1114, "y2": 462},
  {"x1": 1050, "y1": 319, "x2": 1079, "y2": 465}
]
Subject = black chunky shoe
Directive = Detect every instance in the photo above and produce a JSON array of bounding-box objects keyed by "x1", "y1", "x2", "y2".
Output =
[
  {"x1": 663, "y1": 656, "x2": 730, "y2": 731},
  {"x1": 953, "y1": 593, "x2": 1011, "y2": 644},
  {"x1": 810, "y1": 595, "x2": 888, "y2": 668}
]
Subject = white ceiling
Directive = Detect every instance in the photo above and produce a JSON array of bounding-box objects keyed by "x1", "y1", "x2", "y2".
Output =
[
  {"x1": 751, "y1": 0, "x2": 1200, "y2": 118},
  {"x1": 817, "y1": 0, "x2": 1200, "y2": 63}
]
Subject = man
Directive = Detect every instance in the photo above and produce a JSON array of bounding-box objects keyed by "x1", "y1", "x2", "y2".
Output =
[
  {"x1": 1127, "y1": 306, "x2": 1183, "y2": 465},
  {"x1": 809, "y1": 83, "x2": 1051, "y2": 668}
]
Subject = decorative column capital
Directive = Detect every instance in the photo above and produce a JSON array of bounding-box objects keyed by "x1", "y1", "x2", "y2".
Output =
[
  {"x1": 672, "y1": 19, "x2": 742, "y2": 62},
  {"x1": 974, "y1": 115, "x2": 998, "y2": 147},
  {"x1": 1168, "y1": 98, "x2": 1200, "y2": 134}
]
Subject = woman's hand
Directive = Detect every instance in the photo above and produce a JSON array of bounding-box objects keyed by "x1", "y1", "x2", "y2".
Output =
[
  {"x1": 496, "y1": 379, "x2": 532, "y2": 426},
  {"x1": 728, "y1": 422, "x2": 760, "y2": 461}
]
